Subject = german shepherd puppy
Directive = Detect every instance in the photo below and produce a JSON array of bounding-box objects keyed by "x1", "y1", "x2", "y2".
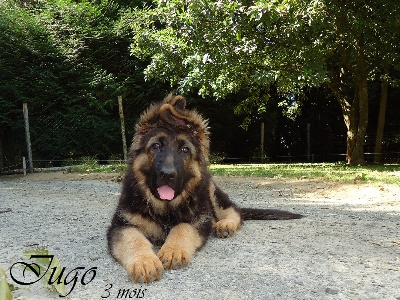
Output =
[{"x1": 107, "y1": 94, "x2": 302, "y2": 283}]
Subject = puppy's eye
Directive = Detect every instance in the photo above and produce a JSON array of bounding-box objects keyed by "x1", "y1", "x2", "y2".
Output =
[
  {"x1": 151, "y1": 143, "x2": 161, "y2": 150},
  {"x1": 181, "y1": 146, "x2": 190, "y2": 154}
]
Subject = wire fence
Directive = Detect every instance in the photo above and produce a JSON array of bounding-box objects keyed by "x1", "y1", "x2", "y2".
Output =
[
  {"x1": 0, "y1": 102, "x2": 127, "y2": 174},
  {"x1": 1, "y1": 103, "x2": 400, "y2": 175}
]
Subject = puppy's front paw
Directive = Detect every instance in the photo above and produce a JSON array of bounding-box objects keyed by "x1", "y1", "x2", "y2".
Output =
[
  {"x1": 214, "y1": 219, "x2": 240, "y2": 238},
  {"x1": 127, "y1": 254, "x2": 164, "y2": 283},
  {"x1": 157, "y1": 245, "x2": 190, "y2": 270}
]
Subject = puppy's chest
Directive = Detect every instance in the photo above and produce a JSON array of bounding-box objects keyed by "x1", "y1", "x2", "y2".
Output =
[{"x1": 148, "y1": 200, "x2": 213, "y2": 242}]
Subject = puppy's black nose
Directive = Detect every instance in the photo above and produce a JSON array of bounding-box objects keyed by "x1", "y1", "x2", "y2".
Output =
[{"x1": 160, "y1": 167, "x2": 176, "y2": 180}]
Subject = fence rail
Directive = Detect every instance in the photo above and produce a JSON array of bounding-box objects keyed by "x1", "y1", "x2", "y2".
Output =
[
  {"x1": 0, "y1": 99, "x2": 129, "y2": 175},
  {"x1": 1, "y1": 101, "x2": 400, "y2": 175}
]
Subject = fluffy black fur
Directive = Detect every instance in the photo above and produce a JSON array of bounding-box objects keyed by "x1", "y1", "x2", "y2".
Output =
[{"x1": 106, "y1": 94, "x2": 303, "y2": 283}]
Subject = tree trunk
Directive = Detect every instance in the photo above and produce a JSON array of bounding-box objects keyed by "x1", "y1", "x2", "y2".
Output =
[
  {"x1": 260, "y1": 122, "x2": 265, "y2": 163},
  {"x1": 328, "y1": 41, "x2": 369, "y2": 165},
  {"x1": 374, "y1": 69, "x2": 389, "y2": 164},
  {"x1": 0, "y1": 136, "x2": 3, "y2": 170},
  {"x1": 347, "y1": 74, "x2": 368, "y2": 165},
  {"x1": 328, "y1": 75, "x2": 368, "y2": 165},
  {"x1": 343, "y1": 92, "x2": 367, "y2": 165}
]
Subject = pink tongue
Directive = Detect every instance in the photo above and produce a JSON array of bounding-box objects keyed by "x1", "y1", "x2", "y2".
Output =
[{"x1": 157, "y1": 185, "x2": 175, "y2": 200}]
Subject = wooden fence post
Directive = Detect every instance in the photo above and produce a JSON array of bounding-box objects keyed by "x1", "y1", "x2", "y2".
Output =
[
  {"x1": 23, "y1": 157, "x2": 26, "y2": 176},
  {"x1": 23, "y1": 103, "x2": 33, "y2": 173},
  {"x1": 260, "y1": 122, "x2": 265, "y2": 163},
  {"x1": 0, "y1": 137, "x2": 3, "y2": 170},
  {"x1": 307, "y1": 123, "x2": 311, "y2": 163},
  {"x1": 118, "y1": 96, "x2": 128, "y2": 162}
]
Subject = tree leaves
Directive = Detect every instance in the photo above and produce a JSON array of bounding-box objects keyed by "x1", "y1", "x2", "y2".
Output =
[
  {"x1": 0, "y1": 0, "x2": 169, "y2": 165},
  {"x1": 129, "y1": 0, "x2": 400, "y2": 99},
  {"x1": 127, "y1": 0, "x2": 400, "y2": 163}
]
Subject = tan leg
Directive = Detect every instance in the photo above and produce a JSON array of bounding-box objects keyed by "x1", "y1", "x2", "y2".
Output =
[
  {"x1": 208, "y1": 181, "x2": 243, "y2": 238},
  {"x1": 157, "y1": 223, "x2": 203, "y2": 270},
  {"x1": 110, "y1": 227, "x2": 164, "y2": 283},
  {"x1": 213, "y1": 207, "x2": 242, "y2": 238}
]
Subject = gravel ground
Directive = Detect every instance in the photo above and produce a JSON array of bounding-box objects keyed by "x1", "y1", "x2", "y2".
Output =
[{"x1": 1, "y1": 172, "x2": 399, "y2": 300}]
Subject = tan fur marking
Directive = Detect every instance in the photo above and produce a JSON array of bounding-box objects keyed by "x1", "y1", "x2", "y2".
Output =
[
  {"x1": 168, "y1": 94, "x2": 186, "y2": 108},
  {"x1": 132, "y1": 153, "x2": 149, "y2": 175},
  {"x1": 159, "y1": 103, "x2": 188, "y2": 122},
  {"x1": 208, "y1": 181, "x2": 218, "y2": 213},
  {"x1": 213, "y1": 207, "x2": 242, "y2": 238},
  {"x1": 111, "y1": 227, "x2": 152, "y2": 269},
  {"x1": 110, "y1": 227, "x2": 163, "y2": 283},
  {"x1": 209, "y1": 181, "x2": 242, "y2": 237},
  {"x1": 157, "y1": 223, "x2": 203, "y2": 270},
  {"x1": 217, "y1": 206, "x2": 241, "y2": 222},
  {"x1": 122, "y1": 212, "x2": 164, "y2": 241}
]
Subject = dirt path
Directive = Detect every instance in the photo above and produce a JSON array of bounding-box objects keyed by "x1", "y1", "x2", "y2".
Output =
[{"x1": 1, "y1": 172, "x2": 399, "y2": 299}]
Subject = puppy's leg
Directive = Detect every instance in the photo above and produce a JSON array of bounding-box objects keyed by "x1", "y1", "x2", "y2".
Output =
[
  {"x1": 108, "y1": 226, "x2": 164, "y2": 283},
  {"x1": 157, "y1": 223, "x2": 204, "y2": 270},
  {"x1": 213, "y1": 207, "x2": 242, "y2": 238},
  {"x1": 210, "y1": 183, "x2": 243, "y2": 238}
]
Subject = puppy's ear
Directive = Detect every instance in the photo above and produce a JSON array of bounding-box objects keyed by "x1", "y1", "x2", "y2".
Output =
[
  {"x1": 163, "y1": 94, "x2": 186, "y2": 110},
  {"x1": 170, "y1": 95, "x2": 186, "y2": 110}
]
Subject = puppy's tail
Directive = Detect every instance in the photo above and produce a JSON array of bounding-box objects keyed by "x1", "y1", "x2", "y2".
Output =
[{"x1": 240, "y1": 208, "x2": 303, "y2": 220}]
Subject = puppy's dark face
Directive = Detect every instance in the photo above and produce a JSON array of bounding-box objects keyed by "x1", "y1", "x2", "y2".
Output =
[{"x1": 144, "y1": 129, "x2": 197, "y2": 201}]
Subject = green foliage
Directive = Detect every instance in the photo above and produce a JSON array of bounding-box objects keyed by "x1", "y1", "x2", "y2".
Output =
[
  {"x1": 0, "y1": 0, "x2": 168, "y2": 166},
  {"x1": 127, "y1": 0, "x2": 400, "y2": 164},
  {"x1": 68, "y1": 157, "x2": 126, "y2": 173},
  {"x1": 209, "y1": 152, "x2": 227, "y2": 164},
  {"x1": 129, "y1": 0, "x2": 400, "y2": 97},
  {"x1": 128, "y1": 1, "x2": 323, "y2": 98},
  {"x1": 1, "y1": 0, "x2": 400, "y2": 166}
]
